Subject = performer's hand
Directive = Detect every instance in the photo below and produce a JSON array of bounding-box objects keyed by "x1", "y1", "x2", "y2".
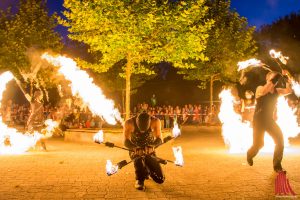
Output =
[
  {"x1": 133, "y1": 148, "x2": 144, "y2": 156},
  {"x1": 145, "y1": 146, "x2": 154, "y2": 155}
]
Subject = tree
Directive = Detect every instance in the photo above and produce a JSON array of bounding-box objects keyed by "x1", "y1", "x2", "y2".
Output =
[
  {"x1": 61, "y1": 0, "x2": 213, "y2": 120},
  {"x1": 256, "y1": 12, "x2": 300, "y2": 76},
  {"x1": 178, "y1": 0, "x2": 257, "y2": 112},
  {"x1": 0, "y1": 0, "x2": 62, "y2": 101}
]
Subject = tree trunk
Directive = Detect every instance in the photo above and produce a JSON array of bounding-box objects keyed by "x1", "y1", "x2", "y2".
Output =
[
  {"x1": 125, "y1": 53, "x2": 132, "y2": 120},
  {"x1": 210, "y1": 76, "x2": 213, "y2": 115}
]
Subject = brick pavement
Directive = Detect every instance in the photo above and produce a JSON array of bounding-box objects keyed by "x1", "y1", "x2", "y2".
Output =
[{"x1": 0, "y1": 126, "x2": 299, "y2": 200}]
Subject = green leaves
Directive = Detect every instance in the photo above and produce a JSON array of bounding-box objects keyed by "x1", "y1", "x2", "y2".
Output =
[
  {"x1": 62, "y1": 0, "x2": 213, "y2": 74},
  {"x1": 179, "y1": 0, "x2": 257, "y2": 87},
  {"x1": 0, "y1": 0, "x2": 63, "y2": 90}
]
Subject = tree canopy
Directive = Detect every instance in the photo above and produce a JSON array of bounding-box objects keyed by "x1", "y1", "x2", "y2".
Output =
[
  {"x1": 62, "y1": 0, "x2": 214, "y2": 119},
  {"x1": 178, "y1": 0, "x2": 257, "y2": 87},
  {"x1": 0, "y1": 0, "x2": 62, "y2": 96}
]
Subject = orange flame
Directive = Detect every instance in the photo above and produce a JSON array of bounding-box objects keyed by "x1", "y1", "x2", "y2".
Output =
[
  {"x1": 0, "y1": 72, "x2": 51, "y2": 154},
  {"x1": 41, "y1": 53, "x2": 123, "y2": 125},
  {"x1": 218, "y1": 89, "x2": 299, "y2": 153}
]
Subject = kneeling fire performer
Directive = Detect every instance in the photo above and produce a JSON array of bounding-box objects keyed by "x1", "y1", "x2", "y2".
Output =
[
  {"x1": 247, "y1": 70, "x2": 292, "y2": 172},
  {"x1": 26, "y1": 90, "x2": 47, "y2": 151},
  {"x1": 124, "y1": 112, "x2": 165, "y2": 190}
]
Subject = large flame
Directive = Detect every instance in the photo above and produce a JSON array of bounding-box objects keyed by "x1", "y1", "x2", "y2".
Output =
[
  {"x1": 218, "y1": 89, "x2": 300, "y2": 153},
  {"x1": 42, "y1": 53, "x2": 123, "y2": 125},
  {"x1": 237, "y1": 58, "x2": 263, "y2": 71},
  {"x1": 0, "y1": 72, "x2": 39, "y2": 154}
]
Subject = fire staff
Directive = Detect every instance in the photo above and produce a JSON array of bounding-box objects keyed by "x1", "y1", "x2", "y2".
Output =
[
  {"x1": 123, "y1": 112, "x2": 165, "y2": 190},
  {"x1": 247, "y1": 70, "x2": 292, "y2": 172}
]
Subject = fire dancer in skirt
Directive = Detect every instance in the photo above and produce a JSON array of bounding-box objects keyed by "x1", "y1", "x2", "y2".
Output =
[
  {"x1": 124, "y1": 111, "x2": 165, "y2": 190},
  {"x1": 26, "y1": 90, "x2": 47, "y2": 150},
  {"x1": 247, "y1": 70, "x2": 292, "y2": 172}
]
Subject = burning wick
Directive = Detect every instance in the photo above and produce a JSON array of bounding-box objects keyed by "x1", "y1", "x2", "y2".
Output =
[
  {"x1": 172, "y1": 123, "x2": 181, "y2": 138},
  {"x1": 106, "y1": 160, "x2": 118, "y2": 176},
  {"x1": 172, "y1": 146, "x2": 184, "y2": 167},
  {"x1": 93, "y1": 130, "x2": 104, "y2": 144}
]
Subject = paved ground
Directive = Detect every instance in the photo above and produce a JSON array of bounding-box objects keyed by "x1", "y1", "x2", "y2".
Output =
[{"x1": 0, "y1": 126, "x2": 300, "y2": 200}]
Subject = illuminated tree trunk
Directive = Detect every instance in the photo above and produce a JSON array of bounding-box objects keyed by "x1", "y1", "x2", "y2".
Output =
[
  {"x1": 125, "y1": 53, "x2": 132, "y2": 120},
  {"x1": 210, "y1": 76, "x2": 213, "y2": 115}
]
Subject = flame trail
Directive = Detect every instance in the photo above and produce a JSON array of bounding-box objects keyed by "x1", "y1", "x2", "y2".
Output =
[
  {"x1": 42, "y1": 53, "x2": 123, "y2": 125},
  {"x1": 237, "y1": 59, "x2": 263, "y2": 71},
  {"x1": 218, "y1": 89, "x2": 300, "y2": 153}
]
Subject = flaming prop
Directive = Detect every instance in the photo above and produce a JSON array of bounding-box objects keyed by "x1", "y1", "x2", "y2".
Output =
[
  {"x1": 0, "y1": 72, "x2": 40, "y2": 154},
  {"x1": 219, "y1": 89, "x2": 300, "y2": 153},
  {"x1": 269, "y1": 49, "x2": 289, "y2": 65},
  {"x1": 172, "y1": 146, "x2": 184, "y2": 166},
  {"x1": 172, "y1": 122, "x2": 181, "y2": 138},
  {"x1": 106, "y1": 160, "x2": 118, "y2": 176},
  {"x1": 237, "y1": 59, "x2": 263, "y2": 71},
  {"x1": 93, "y1": 130, "x2": 104, "y2": 144},
  {"x1": 41, "y1": 53, "x2": 123, "y2": 125}
]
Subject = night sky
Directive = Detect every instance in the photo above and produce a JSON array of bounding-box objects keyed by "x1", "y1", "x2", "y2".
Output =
[{"x1": 1, "y1": 0, "x2": 300, "y2": 30}]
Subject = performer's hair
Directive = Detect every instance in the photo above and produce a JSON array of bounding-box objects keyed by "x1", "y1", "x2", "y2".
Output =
[{"x1": 136, "y1": 112, "x2": 151, "y2": 132}]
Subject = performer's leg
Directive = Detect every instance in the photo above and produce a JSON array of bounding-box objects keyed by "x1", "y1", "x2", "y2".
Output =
[
  {"x1": 247, "y1": 118, "x2": 265, "y2": 165},
  {"x1": 266, "y1": 121, "x2": 284, "y2": 171},
  {"x1": 145, "y1": 155, "x2": 165, "y2": 184},
  {"x1": 133, "y1": 157, "x2": 147, "y2": 181}
]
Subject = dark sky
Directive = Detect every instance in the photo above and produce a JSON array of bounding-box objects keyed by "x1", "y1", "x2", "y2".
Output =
[
  {"x1": 1, "y1": 0, "x2": 300, "y2": 29},
  {"x1": 231, "y1": 0, "x2": 300, "y2": 28}
]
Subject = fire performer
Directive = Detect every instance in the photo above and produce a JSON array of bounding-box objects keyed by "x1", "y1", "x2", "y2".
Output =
[
  {"x1": 241, "y1": 90, "x2": 255, "y2": 123},
  {"x1": 26, "y1": 90, "x2": 47, "y2": 150},
  {"x1": 247, "y1": 70, "x2": 292, "y2": 172},
  {"x1": 124, "y1": 111, "x2": 165, "y2": 190}
]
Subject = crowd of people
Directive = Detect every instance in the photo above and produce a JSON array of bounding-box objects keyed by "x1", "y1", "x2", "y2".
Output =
[
  {"x1": 133, "y1": 103, "x2": 221, "y2": 128},
  {"x1": 1, "y1": 98, "x2": 221, "y2": 131}
]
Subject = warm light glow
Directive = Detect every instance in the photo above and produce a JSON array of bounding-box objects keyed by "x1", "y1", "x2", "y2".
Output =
[
  {"x1": 218, "y1": 89, "x2": 299, "y2": 153},
  {"x1": 172, "y1": 123, "x2": 181, "y2": 138},
  {"x1": 42, "y1": 119, "x2": 59, "y2": 138},
  {"x1": 291, "y1": 80, "x2": 300, "y2": 97},
  {"x1": 237, "y1": 58, "x2": 262, "y2": 71},
  {"x1": 269, "y1": 49, "x2": 289, "y2": 65},
  {"x1": 106, "y1": 160, "x2": 118, "y2": 176},
  {"x1": 172, "y1": 146, "x2": 184, "y2": 166},
  {"x1": 42, "y1": 53, "x2": 123, "y2": 125},
  {"x1": 0, "y1": 72, "x2": 41, "y2": 154},
  {"x1": 93, "y1": 130, "x2": 104, "y2": 143}
]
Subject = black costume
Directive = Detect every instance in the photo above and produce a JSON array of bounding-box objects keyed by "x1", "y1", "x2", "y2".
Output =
[
  {"x1": 127, "y1": 116, "x2": 165, "y2": 184},
  {"x1": 247, "y1": 90, "x2": 284, "y2": 171}
]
